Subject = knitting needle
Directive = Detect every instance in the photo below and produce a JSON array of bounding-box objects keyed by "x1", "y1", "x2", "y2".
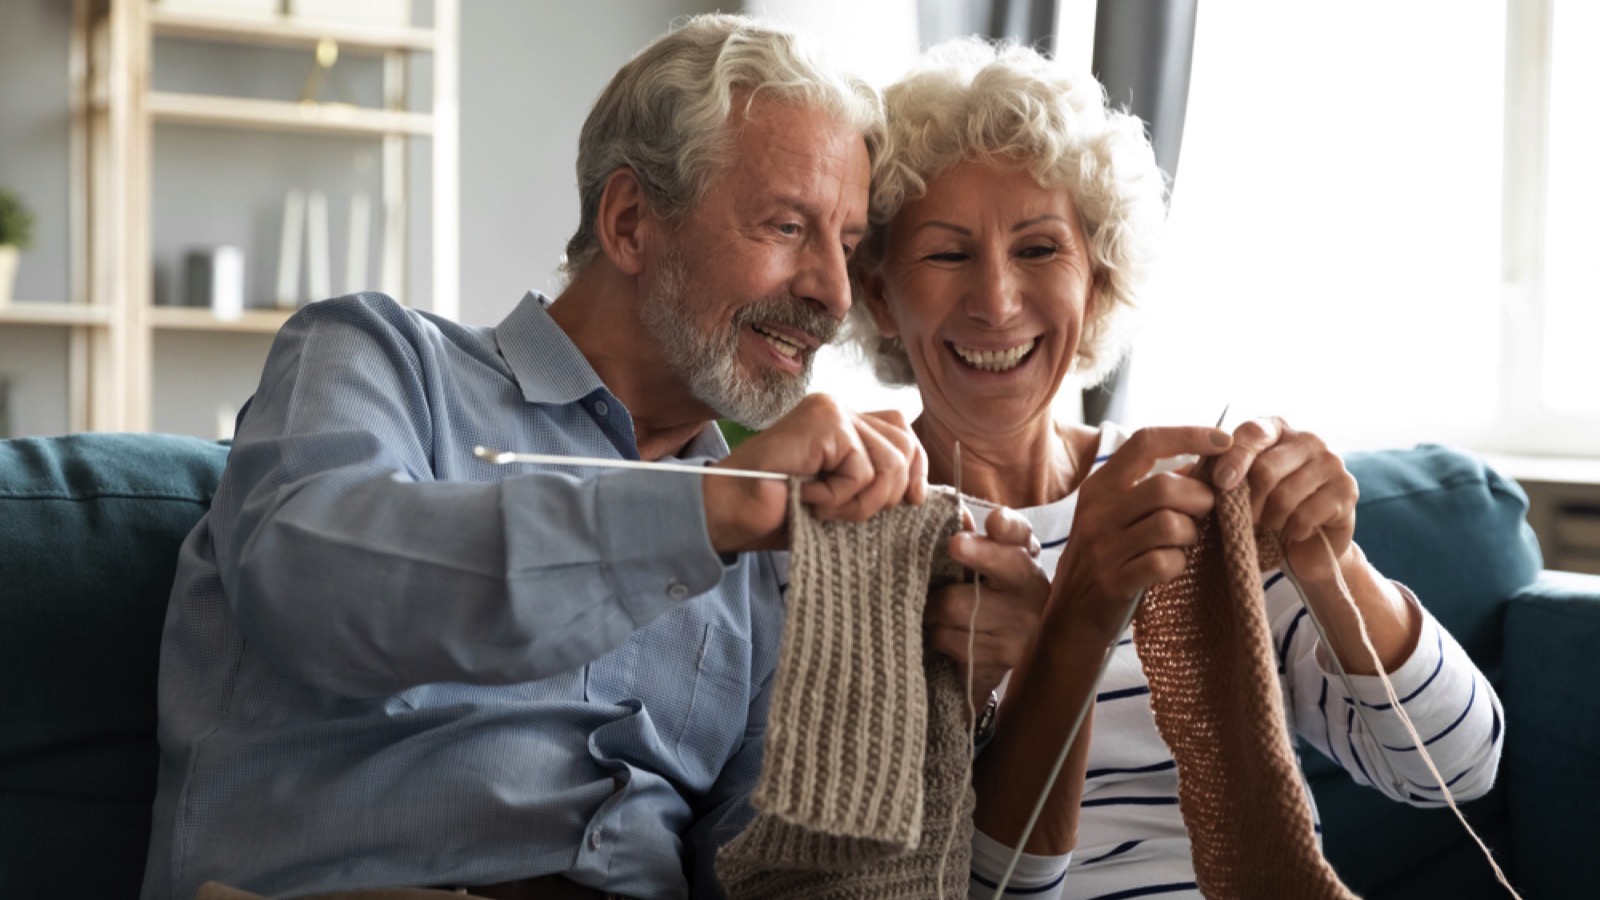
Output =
[
  {"x1": 473, "y1": 446, "x2": 791, "y2": 481},
  {"x1": 990, "y1": 402, "x2": 1232, "y2": 898}
]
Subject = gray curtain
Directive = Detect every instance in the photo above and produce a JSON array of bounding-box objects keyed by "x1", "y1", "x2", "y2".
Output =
[
  {"x1": 916, "y1": 0, "x2": 1055, "y2": 51},
  {"x1": 1081, "y1": 0, "x2": 1197, "y2": 426}
]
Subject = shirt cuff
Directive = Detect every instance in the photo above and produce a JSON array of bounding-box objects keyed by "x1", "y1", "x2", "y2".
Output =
[
  {"x1": 593, "y1": 466, "x2": 727, "y2": 626},
  {"x1": 969, "y1": 827, "x2": 1071, "y2": 898}
]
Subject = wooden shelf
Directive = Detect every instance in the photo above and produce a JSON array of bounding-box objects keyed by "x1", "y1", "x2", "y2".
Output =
[
  {"x1": 148, "y1": 306, "x2": 292, "y2": 334},
  {"x1": 0, "y1": 302, "x2": 112, "y2": 327},
  {"x1": 4, "y1": 0, "x2": 457, "y2": 432},
  {"x1": 147, "y1": 91, "x2": 433, "y2": 136},
  {"x1": 149, "y1": 8, "x2": 436, "y2": 54}
]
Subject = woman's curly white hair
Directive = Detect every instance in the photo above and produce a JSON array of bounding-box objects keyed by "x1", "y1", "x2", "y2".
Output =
[{"x1": 846, "y1": 37, "x2": 1168, "y2": 388}]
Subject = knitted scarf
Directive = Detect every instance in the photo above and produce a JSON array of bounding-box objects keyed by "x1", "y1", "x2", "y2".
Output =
[
  {"x1": 1135, "y1": 472, "x2": 1359, "y2": 899},
  {"x1": 717, "y1": 486, "x2": 974, "y2": 899}
]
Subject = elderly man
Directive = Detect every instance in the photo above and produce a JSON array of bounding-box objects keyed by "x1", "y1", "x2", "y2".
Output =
[{"x1": 141, "y1": 15, "x2": 921, "y2": 900}]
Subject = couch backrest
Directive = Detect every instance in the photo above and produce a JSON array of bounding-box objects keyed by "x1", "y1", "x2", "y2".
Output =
[{"x1": 0, "y1": 433, "x2": 228, "y2": 895}]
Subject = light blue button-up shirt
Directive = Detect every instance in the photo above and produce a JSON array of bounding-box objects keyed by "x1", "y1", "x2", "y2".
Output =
[{"x1": 142, "y1": 292, "x2": 784, "y2": 900}]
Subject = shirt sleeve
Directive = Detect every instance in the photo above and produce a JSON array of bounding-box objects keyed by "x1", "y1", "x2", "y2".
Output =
[
  {"x1": 968, "y1": 828, "x2": 1072, "y2": 899},
  {"x1": 213, "y1": 297, "x2": 728, "y2": 698},
  {"x1": 1270, "y1": 572, "x2": 1505, "y2": 804}
]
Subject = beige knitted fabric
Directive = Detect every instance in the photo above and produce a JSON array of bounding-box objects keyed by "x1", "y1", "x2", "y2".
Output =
[
  {"x1": 717, "y1": 486, "x2": 974, "y2": 898},
  {"x1": 1135, "y1": 470, "x2": 1358, "y2": 900}
]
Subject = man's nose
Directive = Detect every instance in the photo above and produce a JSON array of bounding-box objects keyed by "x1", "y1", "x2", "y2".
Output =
[{"x1": 790, "y1": 239, "x2": 852, "y2": 322}]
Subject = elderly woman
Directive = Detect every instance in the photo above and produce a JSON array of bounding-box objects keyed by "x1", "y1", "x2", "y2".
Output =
[{"x1": 849, "y1": 40, "x2": 1506, "y2": 898}]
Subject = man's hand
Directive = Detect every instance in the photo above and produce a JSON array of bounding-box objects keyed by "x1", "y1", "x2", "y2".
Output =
[
  {"x1": 926, "y1": 506, "x2": 1048, "y2": 701},
  {"x1": 702, "y1": 395, "x2": 927, "y2": 554}
]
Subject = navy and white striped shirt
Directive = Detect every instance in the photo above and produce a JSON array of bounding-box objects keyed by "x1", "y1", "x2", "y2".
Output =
[
  {"x1": 143, "y1": 293, "x2": 783, "y2": 900},
  {"x1": 965, "y1": 425, "x2": 1504, "y2": 900}
]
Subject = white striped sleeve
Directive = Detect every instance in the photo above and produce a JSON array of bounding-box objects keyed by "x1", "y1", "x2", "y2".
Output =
[
  {"x1": 969, "y1": 828, "x2": 1071, "y2": 899},
  {"x1": 1271, "y1": 576, "x2": 1505, "y2": 805}
]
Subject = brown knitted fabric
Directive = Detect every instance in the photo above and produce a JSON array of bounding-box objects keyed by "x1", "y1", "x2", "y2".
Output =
[
  {"x1": 717, "y1": 486, "x2": 974, "y2": 898},
  {"x1": 1135, "y1": 470, "x2": 1358, "y2": 899}
]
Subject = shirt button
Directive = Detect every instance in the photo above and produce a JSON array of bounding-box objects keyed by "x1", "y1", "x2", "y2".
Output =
[
  {"x1": 593, "y1": 399, "x2": 610, "y2": 417},
  {"x1": 589, "y1": 828, "x2": 603, "y2": 849},
  {"x1": 667, "y1": 580, "x2": 689, "y2": 600}
]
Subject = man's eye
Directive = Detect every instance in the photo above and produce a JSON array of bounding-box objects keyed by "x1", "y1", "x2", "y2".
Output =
[{"x1": 776, "y1": 223, "x2": 802, "y2": 236}]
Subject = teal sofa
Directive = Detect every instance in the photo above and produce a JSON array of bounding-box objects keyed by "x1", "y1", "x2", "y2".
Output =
[{"x1": 0, "y1": 432, "x2": 1595, "y2": 899}]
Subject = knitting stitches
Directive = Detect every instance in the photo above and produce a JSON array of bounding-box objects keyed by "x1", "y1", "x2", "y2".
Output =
[
  {"x1": 717, "y1": 485, "x2": 972, "y2": 898},
  {"x1": 1136, "y1": 471, "x2": 1358, "y2": 900}
]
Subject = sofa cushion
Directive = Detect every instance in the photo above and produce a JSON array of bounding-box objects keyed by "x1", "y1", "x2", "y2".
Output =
[
  {"x1": 1503, "y1": 571, "x2": 1600, "y2": 900},
  {"x1": 1306, "y1": 444, "x2": 1540, "y2": 898},
  {"x1": 0, "y1": 433, "x2": 228, "y2": 894}
]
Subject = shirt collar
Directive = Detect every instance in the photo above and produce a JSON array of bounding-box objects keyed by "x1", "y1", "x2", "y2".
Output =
[
  {"x1": 494, "y1": 291, "x2": 607, "y2": 406},
  {"x1": 493, "y1": 291, "x2": 734, "y2": 459}
]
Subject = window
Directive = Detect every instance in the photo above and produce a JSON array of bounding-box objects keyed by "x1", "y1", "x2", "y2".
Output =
[
  {"x1": 1124, "y1": 1, "x2": 1508, "y2": 452},
  {"x1": 1512, "y1": 0, "x2": 1600, "y2": 452}
]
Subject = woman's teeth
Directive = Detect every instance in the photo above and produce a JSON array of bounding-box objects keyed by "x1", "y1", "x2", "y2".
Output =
[
  {"x1": 753, "y1": 325, "x2": 803, "y2": 359},
  {"x1": 954, "y1": 339, "x2": 1035, "y2": 372}
]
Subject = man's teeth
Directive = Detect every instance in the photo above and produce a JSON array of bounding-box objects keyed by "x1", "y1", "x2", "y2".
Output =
[
  {"x1": 954, "y1": 340, "x2": 1035, "y2": 372},
  {"x1": 754, "y1": 325, "x2": 803, "y2": 359}
]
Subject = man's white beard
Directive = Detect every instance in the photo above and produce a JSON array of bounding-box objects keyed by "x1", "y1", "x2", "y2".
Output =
[{"x1": 640, "y1": 246, "x2": 836, "y2": 429}]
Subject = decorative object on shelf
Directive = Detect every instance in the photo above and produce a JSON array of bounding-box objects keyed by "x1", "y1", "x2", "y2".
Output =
[
  {"x1": 0, "y1": 187, "x2": 35, "y2": 308},
  {"x1": 298, "y1": 38, "x2": 340, "y2": 104},
  {"x1": 305, "y1": 190, "x2": 332, "y2": 303},
  {"x1": 345, "y1": 190, "x2": 371, "y2": 294},
  {"x1": 275, "y1": 189, "x2": 306, "y2": 309},
  {"x1": 182, "y1": 245, "x2": 245, "y2": 320}
]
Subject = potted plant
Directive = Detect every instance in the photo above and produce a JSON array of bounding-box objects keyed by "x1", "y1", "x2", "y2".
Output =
[{"x1": 0, "y1": 187, "x2": 36, "y2": 307}]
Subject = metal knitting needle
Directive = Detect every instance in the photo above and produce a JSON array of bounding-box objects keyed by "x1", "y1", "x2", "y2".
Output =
[
  {"x1": 991, "y1": 402, "x2": 1233, "y2": 897},
  {"x1": 473, "y1": 446, "x2": 791, "y2": 481}
]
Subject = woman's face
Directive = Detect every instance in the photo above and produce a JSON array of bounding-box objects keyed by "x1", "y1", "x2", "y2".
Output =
[{"x1": 867, "y1": 158, "x2": 1094, "y2": 438}]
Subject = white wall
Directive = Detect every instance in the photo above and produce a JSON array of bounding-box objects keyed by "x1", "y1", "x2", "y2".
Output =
[{"x1": 457, "y1": 0, "x2": 728, "y2": 327}]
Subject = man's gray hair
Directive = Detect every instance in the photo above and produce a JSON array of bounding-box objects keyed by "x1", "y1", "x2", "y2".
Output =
[
  {"x1": 562, "y1": 14, "x2": 884, "y2": 277},
  {"x1": 847, "y1": 38, "x2": 1168, "y2": 388}
]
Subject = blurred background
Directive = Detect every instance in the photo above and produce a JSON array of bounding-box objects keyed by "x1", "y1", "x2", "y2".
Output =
[{"x1": 0, "y1": 0, "x2": 1594, "y2": 463}]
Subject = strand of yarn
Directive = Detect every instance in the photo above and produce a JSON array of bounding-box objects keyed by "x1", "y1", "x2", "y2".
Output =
[{"x1": 1313, "y1": 530, "x2": 1522, "y2": 899}]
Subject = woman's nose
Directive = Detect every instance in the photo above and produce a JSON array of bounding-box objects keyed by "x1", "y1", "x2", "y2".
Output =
[{"x1": 966, "y1": 258, "x2": 1022, "y2": 325}]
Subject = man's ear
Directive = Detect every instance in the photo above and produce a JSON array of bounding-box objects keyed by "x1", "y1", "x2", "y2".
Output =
[
  {"x1": 857, "y1": 266, "x2": 900, "y2": 339},
  {"x1": 595, "y1": 168, "x2": 657, "y2": 276}
]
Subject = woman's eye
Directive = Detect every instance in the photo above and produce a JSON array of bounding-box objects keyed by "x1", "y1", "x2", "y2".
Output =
[
  {"x1": 926, "y1": 251, "x2": 968, "y2": 262},
  {"x1": 1018, "y1": 245, "x2": 1057, "y2": 259}
]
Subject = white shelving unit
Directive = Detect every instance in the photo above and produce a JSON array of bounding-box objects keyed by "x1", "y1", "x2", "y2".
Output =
[{"x1": 0, "y1": 0, "x2": 458, "y2": 433}]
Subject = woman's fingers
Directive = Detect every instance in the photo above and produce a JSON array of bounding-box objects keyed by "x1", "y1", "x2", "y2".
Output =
[{"x1": 1102, "y1": 425, "x2": 1234, "y2": 488}]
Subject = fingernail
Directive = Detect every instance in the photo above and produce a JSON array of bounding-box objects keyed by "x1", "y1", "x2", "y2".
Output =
[
  {"x1": 1210, "y1": 429, "x2": 1232, "y2": 448},
  {"x1": 1214, "y1": 464, "x2": 1238, "y2": 489}
]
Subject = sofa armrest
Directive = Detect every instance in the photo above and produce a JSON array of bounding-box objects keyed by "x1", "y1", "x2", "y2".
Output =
[{"x1": 1503, "y1": 569, "x2": 1600, "y2": 899}]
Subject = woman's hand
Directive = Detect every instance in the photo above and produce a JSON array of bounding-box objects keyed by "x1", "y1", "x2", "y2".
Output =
[
  {"x1": 1209, "y1": 416, "x2": 1421, "y2": 672},
  {"x1": 925, "y1": 505, "x2": 1048, "y2": 702},
  {"x1": 1209, "y1": 416, "x2": 1357, "y2": 583},
  {"x1": 1050, "y1": 426, "x2": 1233, "y2": 642}
]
